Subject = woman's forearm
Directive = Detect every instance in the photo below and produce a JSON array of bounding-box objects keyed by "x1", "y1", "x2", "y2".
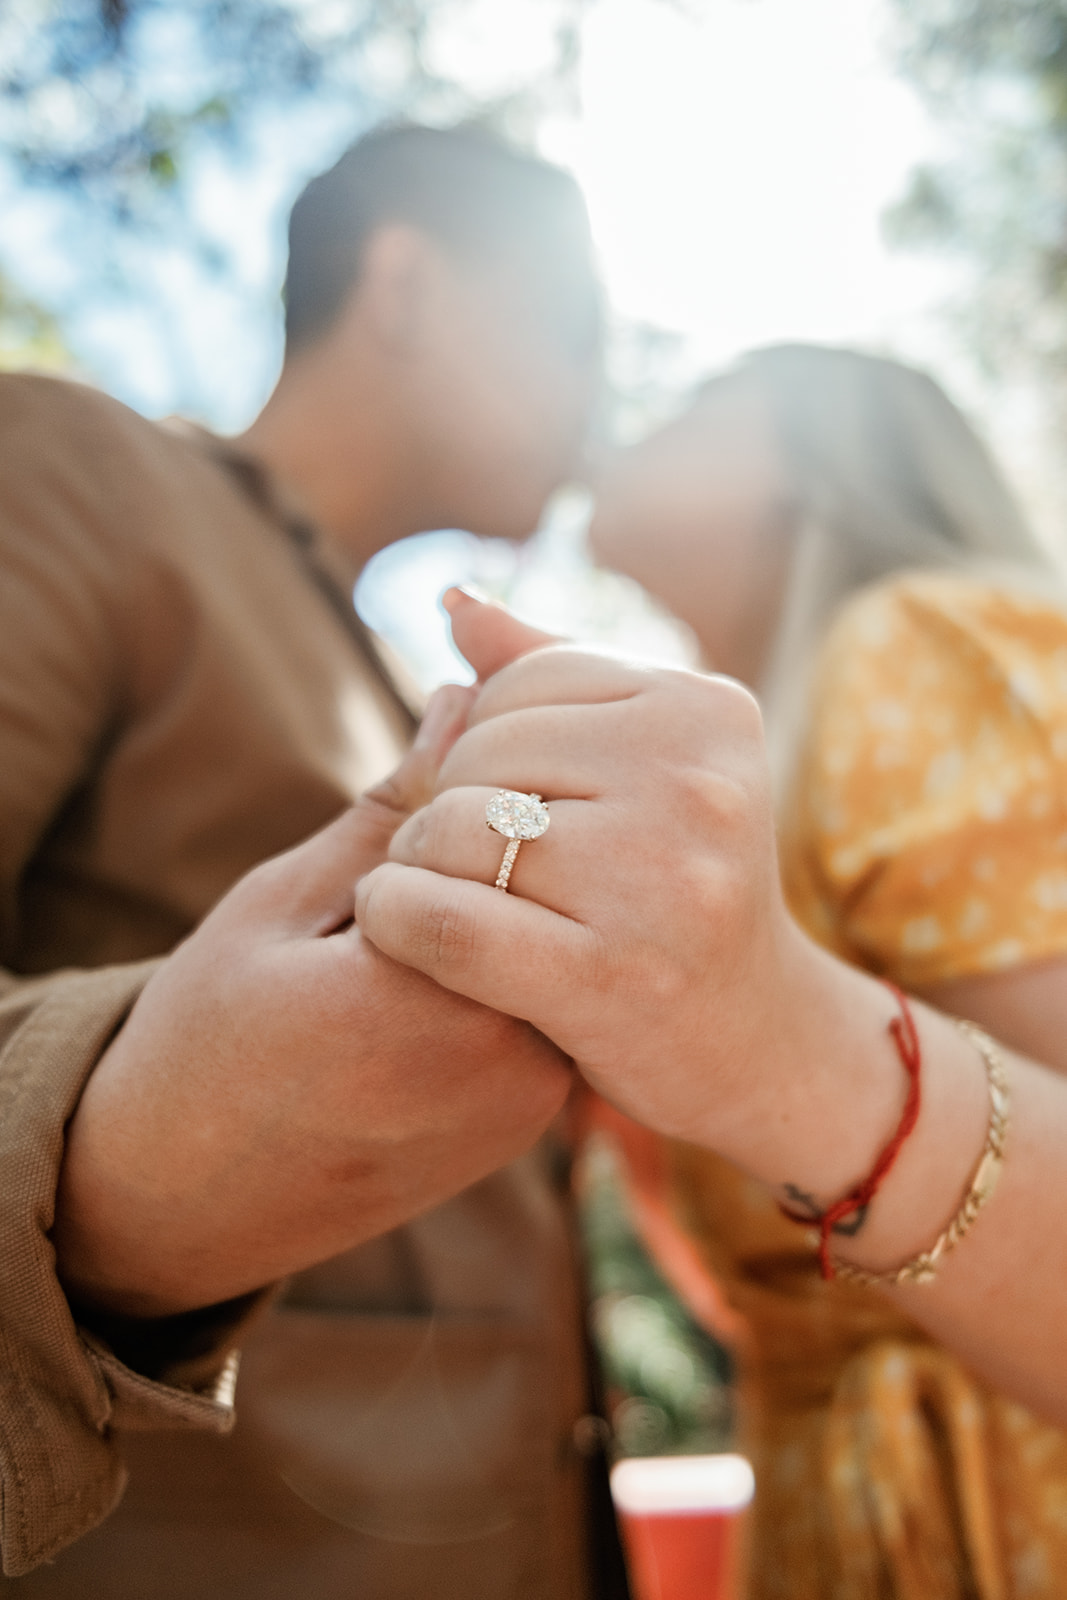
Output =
[
  {"x1": 884, "y1": 1047, "x2": 1067, "y2": 1421},
  {"x1": 715, "y1": 938, "x2": 1067, "y2": 1423}
]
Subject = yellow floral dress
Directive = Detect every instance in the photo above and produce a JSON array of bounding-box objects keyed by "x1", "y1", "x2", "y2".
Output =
[{"x1": 665, "y1": 573, "x2": 1067, "y2": 1600}]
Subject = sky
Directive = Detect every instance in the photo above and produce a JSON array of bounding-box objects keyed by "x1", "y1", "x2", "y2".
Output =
[
  {"x1": 1, "y1": 0, "x2": 967, "y2": 686},
  {"x1": 3, "y1": 0, "x2": 951, "y2": 424},
  {"x1": 547, "y1": 0, "x2": 949, "y2": 377}
]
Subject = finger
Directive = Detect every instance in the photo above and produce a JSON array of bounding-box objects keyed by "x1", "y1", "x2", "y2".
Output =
[
  {"x1": 365, "y1": 683, "x2": 477, "y2": 818},
  {"x1": 442, "y1": 587, "x2": 562, "y2": 681},
  {"x1": 414, "y1": 682, "x2": 479, "y2": 764},
  {"x1": 444, "y1": 673, "x2": 755, "y2": 800},
  {"x1": 469, "y1": 652, "x2": 761, "y2": 752},
  {"x1": 233, "y1": 686, "x2": 477, "y2": 939},
  {"x1": 467, "y1": 643, "x2": 666, "y2": 728},
  {"x1": 436, "y1": 701, "x2": 635, "y2": 800},
  {"x1": 222, "y1": 807, "x2": 389, "y2": 938},
  {"x1": 390, "y1": 787, "x2": 595, "y2": 909},
  {"x1": 354, "y1": 861, "x2": 592, "y2": 1034}
]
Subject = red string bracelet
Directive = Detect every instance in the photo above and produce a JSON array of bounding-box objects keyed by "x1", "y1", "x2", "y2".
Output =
[{"x1": 777, "y1": 982, "x2": 922, "y2": 1281}]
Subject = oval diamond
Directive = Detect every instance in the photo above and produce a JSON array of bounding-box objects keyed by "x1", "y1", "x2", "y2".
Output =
[{"x1": 485, "y1": 789, "x2": 550, "y2": 840}]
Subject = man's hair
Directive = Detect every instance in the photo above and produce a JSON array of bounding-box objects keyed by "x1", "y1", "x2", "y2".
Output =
[{"x1": 284, "y1": 121, "x2": 600, "y2": 357}]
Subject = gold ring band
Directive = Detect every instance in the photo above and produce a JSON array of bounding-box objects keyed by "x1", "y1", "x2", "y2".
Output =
[{"x1": 485, "y1": 789, "x2": 551, "y2": 894}]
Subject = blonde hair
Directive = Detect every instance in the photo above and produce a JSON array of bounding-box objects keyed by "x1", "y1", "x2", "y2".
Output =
[{"x1": 715, "y1": 344, "x2": 1059, "y2": 791}]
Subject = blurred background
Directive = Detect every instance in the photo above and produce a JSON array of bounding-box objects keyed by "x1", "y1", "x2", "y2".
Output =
[{"x1": 3, "y1": 0, "x2": 1066, "y2": 685}]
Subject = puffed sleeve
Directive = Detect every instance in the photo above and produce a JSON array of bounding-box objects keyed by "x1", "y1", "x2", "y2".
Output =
[{"x1": 781, "y1": 573, "x2": 1067, "y2": 989}]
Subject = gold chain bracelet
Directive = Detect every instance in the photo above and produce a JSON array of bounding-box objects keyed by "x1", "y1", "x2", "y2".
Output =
[{"x1": 832, "y1": 1019, "x2": 1010, "y2": 1288}]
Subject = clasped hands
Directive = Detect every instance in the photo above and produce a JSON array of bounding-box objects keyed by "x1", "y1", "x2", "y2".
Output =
[
  {"x1": 358, "y1": 587, "x2": 814, "y2": 1163},
  {"x1": 56, "y1": 587, "x2": 863, "y2": 1324}
]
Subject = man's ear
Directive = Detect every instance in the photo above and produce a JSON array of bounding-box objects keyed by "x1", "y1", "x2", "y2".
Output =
[{"x1": 353, "y1": 223, "x2": 437, "y2": 353}]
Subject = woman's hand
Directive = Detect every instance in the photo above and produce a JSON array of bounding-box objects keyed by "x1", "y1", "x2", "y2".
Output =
[
  {"x1": 363, "y1": 644, "x2": 771, "y2": 1142},
  {"x1": 355, "y1": 593, "x2": 906, "y2": 1190}
]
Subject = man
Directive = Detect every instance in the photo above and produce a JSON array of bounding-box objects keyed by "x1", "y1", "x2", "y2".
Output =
[{"x1": 0, "y1": 124, "x2": 607, "y2": 1596}]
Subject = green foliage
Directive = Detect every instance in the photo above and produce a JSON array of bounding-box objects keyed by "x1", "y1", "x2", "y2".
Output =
[
  {"x1": 0, "y1": 0, "x2": 590, "y2": 230},
  {"x1": 0, "y1": 0, "x2": 688, "y2": 413},
  {"x1": 887, "y1": 0, "x2": 1067, "y2": 380},
  {"x1": 892, "y1": 1, "x2": 1067, "y2": 103},
  {"x1": 577, "y1": 1133, "x2": 733, "y2": 1459},
  {"x1": 1, "y1": 1, "x2": 419, "y2": 224},
  {"x1": 0, "y1": 271, "x2": 72, "y2": 371},
  {"x1": 0, "y1": 0, "x2": 593, "y2": 405}
]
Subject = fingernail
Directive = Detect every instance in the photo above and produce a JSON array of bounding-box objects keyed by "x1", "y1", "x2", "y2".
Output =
[{"x1": 441, "y1": 584, "x2": 488, "y2": 615}]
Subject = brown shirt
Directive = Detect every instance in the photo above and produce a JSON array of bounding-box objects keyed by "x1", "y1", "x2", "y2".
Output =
[{"x1": 0, "y1": 374, "x2": 593, "y2": 1596}]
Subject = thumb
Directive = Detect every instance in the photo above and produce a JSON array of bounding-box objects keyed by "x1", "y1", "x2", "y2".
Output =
[
  {"x1": 442, "y1": 587, "x2": 563, "y2": 682},
  {"x1": 235, "y1": 684, "x2": 476, "y2": 936},
  {"x1": 360, "y1": 681, "x2": 477, "y2": 844}
]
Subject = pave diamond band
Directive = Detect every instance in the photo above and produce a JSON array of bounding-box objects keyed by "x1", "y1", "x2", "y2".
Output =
[
  {"x1": 485, "y1": 790, "x2": 550, "y2": 892},
  {"x1": 494, "y1": 837, "x2": 522, "y2": 891}
]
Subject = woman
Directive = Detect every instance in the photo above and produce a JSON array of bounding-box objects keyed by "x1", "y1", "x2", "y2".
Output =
[
  {"x1": 588, "y1": 343, "x2": 1051, "y2": 788},
  {"x1": 356, "y1": 346, "x2": 1067, "y2": 1599},
  {"x1": 584, "y1": 344, "x2": 1067, "y2": 1597}
]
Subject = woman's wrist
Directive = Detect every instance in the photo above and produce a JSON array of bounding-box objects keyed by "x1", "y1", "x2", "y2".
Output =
[
  {"x1": 695, "y1": 929, "x2": 991, "y2": 1278},
  {"x1": 697, "y1": 929, "x2": 908, "y2": 1191},
  {"x1": 826, "y1": 1001, "x2": 991, "y2": 1278}
]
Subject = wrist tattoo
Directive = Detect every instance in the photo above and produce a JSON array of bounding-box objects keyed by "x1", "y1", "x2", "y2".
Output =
[{"x1": 781, "y1": 1184, "x2": 870, "y2": 1237}]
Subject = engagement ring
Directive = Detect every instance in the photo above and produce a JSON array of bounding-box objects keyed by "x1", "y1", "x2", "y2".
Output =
[{"x1": 485, "y1": 789, "x2": 550, "y2": 892}]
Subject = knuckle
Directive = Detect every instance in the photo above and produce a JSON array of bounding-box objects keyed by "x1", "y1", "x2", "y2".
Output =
[
  {"x1": 392, "y1": 791, "x2": 467, "y2": 870},
  {"x1": 694, "y1": 767, "x2": 753, "y2": 829},
  {"x1": 622, "y1": 935, "x2": 690, "y2": 1007},
  {"x1": 228, "y1": 850, "x2": 289, "y2": 909},
  {"x1": 389, "y1": 803, "x2": 430, "y2": 866},
  {"x1": 411, "y1": 888, "x2": 480, "y2": 975},
  {"x1": 364, "y1": 770, "x2": 412, "y2": 817},
  {"x1": 580, "y1": 930, "x2": 689, "y2": 1030},
  {"x1": 577, "y1": 928, "x2": 628, "y2": 1010},
  {"x1": 702, "y1": 670, "x2": 763, "y2": 725},
  {"x1": 705, "y1": 855, "x2": 750, "y2": 924}
]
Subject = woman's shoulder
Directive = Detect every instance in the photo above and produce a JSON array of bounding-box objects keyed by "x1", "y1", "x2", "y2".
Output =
[
  {"x1": 805, "y1": 567, "x2": 1067, "y2": 838},
  {"x1": 808, "y1": 571, "x2": 1067, "y2": 789},
  {"x1": 788, "y1": 569, "x2": 1067, "y2": 984},
  {"x1": 822, "y1": 569, "x2": 1067, "y2": 695}
]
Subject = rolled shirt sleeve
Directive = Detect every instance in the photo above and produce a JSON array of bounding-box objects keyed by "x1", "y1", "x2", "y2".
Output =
[{"x1": 0, "y1": 961, "x2": 257, "y2": 1576}]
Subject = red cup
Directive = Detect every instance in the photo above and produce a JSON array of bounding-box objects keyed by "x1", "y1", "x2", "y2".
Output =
[{"x1": 610, "y1": 1454, "x2": 754, "y2": 1600}]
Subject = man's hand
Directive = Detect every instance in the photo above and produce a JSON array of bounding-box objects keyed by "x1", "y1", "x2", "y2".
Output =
[{"x1": 53, "y1": 684, "x2": 573, "y2": 1319}]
